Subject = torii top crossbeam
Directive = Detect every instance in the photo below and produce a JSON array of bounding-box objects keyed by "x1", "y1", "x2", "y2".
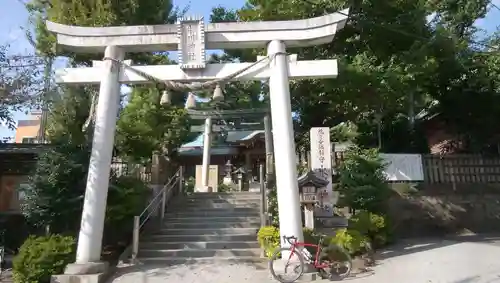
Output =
[{"x1": 46, "y1": 9, "x2": 349, "y2": 53}]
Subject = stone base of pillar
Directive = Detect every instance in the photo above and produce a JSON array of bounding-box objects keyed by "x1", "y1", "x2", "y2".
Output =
[
  {"x1": 297, "y1": 263, "x2": 322, "y2": 281},
  {"x1": 195, "y1": 185, "x2": 214, "y2": 193},
  {"x1": 51, "y1": 262, "x2": 110, "y2": 283},
  {"x1": 298, "y1": 271, "x2": 321, "y2": 282},
  {"x1": 51, "y1": 273, "x2": 109, "y2": 283}
]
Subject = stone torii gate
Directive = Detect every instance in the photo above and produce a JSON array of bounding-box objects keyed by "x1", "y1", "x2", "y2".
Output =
[{"x1": 46, "y1": 10, "x2": 349, "y2": 276}]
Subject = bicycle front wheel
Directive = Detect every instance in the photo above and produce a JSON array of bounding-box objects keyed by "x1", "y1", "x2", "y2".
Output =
[{"x1": 268, "y1": 247, "x2": 305, "y2": 283}]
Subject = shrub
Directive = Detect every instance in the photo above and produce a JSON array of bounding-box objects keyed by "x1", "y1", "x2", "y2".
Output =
[
  {"x1": 21, "y1": 142, "x2": 150, "y2": 241},
  {"x1": 104, "y1": 175, "x2": 150, "y2": 245},
  {"x1": 21, "y1": 144, "x2": 90, "y2": 234},
  {"x1": 217, "y1": 183, "x2": 233, "y2": 192},
  {"x1": 336, "y1": 145, "x2": 391, "y2": 214},
  {"x1": 13, "y1": 234, "x2": 76, "y2": 283},
  {"x1": 257, "y1": 226, "x2": 280, "y2": 257},
  {"x1": 349, "y1": 211, "x2": 390, "y2": 247},
  {"x1": 257, "y1": 227, "x2": 325, "y2": 258},
  {"x1": 329, "y1": 228, "x2": 370, "y2": 256},
  {"x1": 184, "y1": 176, "x2": 195, "y2": 194}
]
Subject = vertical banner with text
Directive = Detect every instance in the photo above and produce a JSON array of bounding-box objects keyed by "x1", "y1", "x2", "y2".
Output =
[{"x1": 309, "y1": 127, "x2": 334, "y2": 216}]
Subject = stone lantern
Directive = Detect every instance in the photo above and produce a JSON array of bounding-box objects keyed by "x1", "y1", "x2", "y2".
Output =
[
  {"x1": 234, "y1": 166, "x2": 247, "y2": 191},
  {"x1": 222, "y1": 160, "x2": 234, "y2": 186},
  {"x1": 297, "y1": 170, "x2": 329, "y2": 229}
]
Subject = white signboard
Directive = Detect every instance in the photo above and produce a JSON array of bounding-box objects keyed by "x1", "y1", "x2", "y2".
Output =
[
  {"x1": 380, "y1": 154, "x2": 424, "y2": 181},
  {"x1": 177, "y1": 17, "x2": 206, "y2": 69},
  {"x1": 310, "y1": 127, "x2": 334, "y2": 216}
]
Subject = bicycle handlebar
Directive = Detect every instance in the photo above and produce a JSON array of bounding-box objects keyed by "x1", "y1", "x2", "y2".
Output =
[{"x1": 283, "y1": 235, "x2": 298, "y2": 245}]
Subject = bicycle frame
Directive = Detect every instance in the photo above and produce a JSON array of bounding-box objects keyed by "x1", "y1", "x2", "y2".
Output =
[{"x1": 287, "y1": 241, "x2": 329, "y2": 269}]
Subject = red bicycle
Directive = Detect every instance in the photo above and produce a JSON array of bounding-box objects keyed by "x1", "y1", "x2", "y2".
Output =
[{"x1": 268, "y1": 235, "x2": 352, "y2": 283}]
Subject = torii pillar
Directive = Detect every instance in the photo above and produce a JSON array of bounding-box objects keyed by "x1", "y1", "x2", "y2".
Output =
[{"x1": 46, "y1": 11, "x2": 349, "y2": 275}]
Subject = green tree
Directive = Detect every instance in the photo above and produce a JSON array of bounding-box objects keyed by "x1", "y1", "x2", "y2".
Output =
[
  {"x1": 211, "y1": 0, "x2": 498, "y2": 154},
  {"x1": 210, "y1": 0, "x2": 437, "y2": 150},
  {"x1": 336, "y1": 146, "x2": 390, "y2": 214},
  {"x1": 45, "y1": 86, "x2": 93, "y2": 144},
  {"x1": 21, "y1": 143, "x2": 90, "y2": 233},
  {"x1": 115, "y1": 87, "x2": 192, "y2": 163},
  {"x1": 21, "y1": 0, "x2": 186, "y2": 238}
]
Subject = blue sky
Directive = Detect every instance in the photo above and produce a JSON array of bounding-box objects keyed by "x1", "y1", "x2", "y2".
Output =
[{"x1": 1, "y1": 0, "x2": 499, "y2": 139}]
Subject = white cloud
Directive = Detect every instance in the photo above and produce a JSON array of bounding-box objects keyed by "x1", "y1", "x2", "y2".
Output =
[{"x1": 7, "y1": 28, "x2": 23, "y2": 41}]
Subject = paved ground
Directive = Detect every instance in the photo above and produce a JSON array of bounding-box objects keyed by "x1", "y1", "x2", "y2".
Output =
[{"x1": 108, "y1": 235, "x2": 500, "y2": 283}]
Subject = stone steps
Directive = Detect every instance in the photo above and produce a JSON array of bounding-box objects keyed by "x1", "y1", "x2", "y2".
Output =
[
  {"x1": 137, "y1": 256, "x2": 268, "y2": 267},
  {"x1": 139, "y1": 241, "x2": 260, "y2": 250},
  {"x1": 168, "y1": 207, "x2": 259, "y2": 213},
  {"x1": 180, "y1": 194, "x2": 261, "y2": 201},
  {"x1": 137, "y1": 192, "x2": 263, "y2": 264},
  {"x1": 166, "y1": 211, "x2": 260, "y2": 217},
  {"x1": 144, "y1": 234, "x2": 257, "y2": 242},
  {"x1": 162, "y1": 221, "x2": 261, "y2": 229},
  {"x1": 169, "y1": 203, "x2": 260, "y2": 210},
  {"x1": 139, "y1": 248, "x2": 261, "y2": 258},
  {"x1": 163, "y1": 216, "x2": 261, "y2": 223},
  {"x1": 155, "y1": 227, "x2": 259, "y2": 235}
]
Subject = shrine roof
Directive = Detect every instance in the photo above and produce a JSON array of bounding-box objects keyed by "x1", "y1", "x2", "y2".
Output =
[
  {"x1": 180, "y1": 130, "x2": 264, "y2": 148},
  {"x1": 178, "y1": 147, "x2": 239, "y2": 156},
  {"x1": 179, "y1": 130, "x2": 264, "y2": 156},
  {"x1": 0, "y1": 143, "x2": 52, "y2": 154}
]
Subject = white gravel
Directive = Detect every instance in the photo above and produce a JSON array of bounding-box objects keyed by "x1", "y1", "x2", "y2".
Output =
[{"x1": 108, "y1": 238, "x2": 500, "y2": 283}]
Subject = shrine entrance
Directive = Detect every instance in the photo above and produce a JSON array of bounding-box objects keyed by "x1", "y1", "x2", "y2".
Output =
[{"x1": 45, "y1": 10, "x2": 349, "y2": 279}]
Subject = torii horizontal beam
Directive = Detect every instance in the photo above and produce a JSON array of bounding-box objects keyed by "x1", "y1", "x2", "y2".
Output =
[
  {"x1": 55, "y1": 59, "x2": 338, "y2": 85},
  {"x1": 45, "y1": 9, "x2": 349, "y2": 52},
  {"x1": 187, "y1": 108, "x2": 269, "y2": 120}
]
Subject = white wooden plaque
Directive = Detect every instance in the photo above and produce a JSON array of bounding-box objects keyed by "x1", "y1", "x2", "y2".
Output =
[{"x1": 177, "y1": 17, "x2": 206, "y2": 69}]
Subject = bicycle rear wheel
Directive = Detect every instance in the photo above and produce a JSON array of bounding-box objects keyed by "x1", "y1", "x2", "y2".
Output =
[{"x1": 268, "y1": 247, "x2": 305, "y2": 283}]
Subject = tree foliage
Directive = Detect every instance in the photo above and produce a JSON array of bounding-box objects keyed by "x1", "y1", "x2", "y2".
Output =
[
  {"x1": 336, "y1": 146, "x2": 391, "y2": 214},
  {"x1": 21, "y1": 143, "x2": 90, "y2": 233},
  {"x1": 22, "y1": 0, "x2": 189, "y2": 241},
  {"x1": 28, "y1": 0, "x2": 194, "y2": 161},
  {"x1": 45, "y1": 86, "x2": 94, "y2": 144},
  {"x1": 210, "y1": 0, "x2": 500, "y2": 154},
  {"x1": 115, "y1": 87, "x2": 192, "y2": 163},
  {"x1": 0, "y1": 45, "x2": 44, "y2": 131}
]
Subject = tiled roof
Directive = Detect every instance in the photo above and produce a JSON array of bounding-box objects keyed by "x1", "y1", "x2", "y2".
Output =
[{"x1": 180, "y1": 130, "x2": 264, "y2": 148}]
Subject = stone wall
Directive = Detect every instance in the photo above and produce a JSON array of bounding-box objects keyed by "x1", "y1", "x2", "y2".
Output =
[{"x1": 387, "y1": 183, "x2": 500, "y2": 238}]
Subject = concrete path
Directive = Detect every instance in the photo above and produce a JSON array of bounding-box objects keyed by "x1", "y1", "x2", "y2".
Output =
[{"x1": 107, "y1": 235, "x2": 500, "y2": 283}]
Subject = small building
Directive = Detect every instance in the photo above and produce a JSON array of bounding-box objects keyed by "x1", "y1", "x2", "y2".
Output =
[
  {"x1": 14, "y1": 111, "x2": 42, "y2": 144},
  {"x1": 178, "y1": 129, "x2": 267, "y2": 184},
  {"x1": 0, "y1": 144, "x2": 49, "y2": 213}
]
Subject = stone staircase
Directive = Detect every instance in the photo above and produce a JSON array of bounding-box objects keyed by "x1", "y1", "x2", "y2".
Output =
[{"x1": 136, "y1": 192, "x2": 265, "y2": 265}]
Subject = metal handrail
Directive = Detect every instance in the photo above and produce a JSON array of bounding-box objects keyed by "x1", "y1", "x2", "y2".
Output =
[
  {"x1": 138, "y1": 173, "x2": 178, "y2": 226},
  {"x1": 131, "y1": 167, "x2": 183, "y2": 261}
]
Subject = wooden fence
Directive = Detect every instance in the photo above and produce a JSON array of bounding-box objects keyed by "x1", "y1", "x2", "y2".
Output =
[
  {"x1": 296, "y1": 150, "x2": 500, "y2": 184},
  {"x1": 422, "y1": 155, "x2": 500, "y2": 184}
]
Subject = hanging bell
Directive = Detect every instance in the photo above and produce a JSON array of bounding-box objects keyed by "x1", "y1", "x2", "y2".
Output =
[
  {"x1": 185, "y1": 93, "x2": 197, "y2": 109},
  {"x1": 212, "y1": 84, "x2": 224, "y2": 101},
  {"x1": 160, "y1": 89, "x2": 172, "y2": 105}
]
